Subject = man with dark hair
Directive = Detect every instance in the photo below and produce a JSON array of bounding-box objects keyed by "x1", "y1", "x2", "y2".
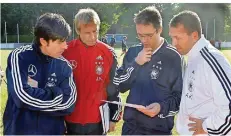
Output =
[
  {"x1": 120, "y1": 36, "x2": 128, "y2": 57},
  {"x1": 110, "y1": 35, "x2": 116, "y2": 48},
  {"x1": 3, "y1": 13, "x2": 76, "y2": 135},
  {"x1": 169, "y1": 10, "x2": 231, "y2": 135},
  {"x1": 218, "y1": 40, "x2": 221, "y2": 49},
  {"x1": 63, "y1": 8, "x2": 122, "y2": 135},
  {"x1": 113, "y1": 6, "x2": 183, "y2": 135},
  {"x1": 102, "y1": 35, "x2": 108, "y2": 44}
]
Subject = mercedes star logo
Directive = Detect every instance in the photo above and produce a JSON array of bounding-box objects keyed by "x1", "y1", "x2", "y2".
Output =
[
  {"x1": 70, "y1": 60, "x2": 77, "y2": 69},
  {"x1": 28, "y1": 64, "x2": 37, "y2": 77}
]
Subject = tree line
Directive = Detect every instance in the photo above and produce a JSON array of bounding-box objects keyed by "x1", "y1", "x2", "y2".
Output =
[{"x1": 1, "y1": 3, "x2": 231, "y2": 43}]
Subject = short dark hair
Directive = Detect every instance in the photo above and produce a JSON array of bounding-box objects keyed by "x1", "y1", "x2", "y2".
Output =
[
  {"x1": 169, "y1": 10, "x2": 202, "y2": 38},
  {"x1": 34, "y1": 13, "x2": 71, "y2": 46},
  {"x1": 134, "y1": 6, "x2": 162, "y2": 30}
]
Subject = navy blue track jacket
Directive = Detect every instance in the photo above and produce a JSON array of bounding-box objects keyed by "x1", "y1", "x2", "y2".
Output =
[
  {"x1": 3, "y1": 44, "x2": 77, "y2": 135},
  {"x1": 113, "y1": 40, "x2": 183, "y2": 132}
]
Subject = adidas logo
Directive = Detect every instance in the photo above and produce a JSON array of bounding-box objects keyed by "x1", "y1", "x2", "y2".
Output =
[
  {"x1": 51, "y1": 73, "x2": 56, "y2": 77},
  {"x1": 157, "y1": 61, "x2": 162, "y2": 65},
  {"x1": 96, "y1": 55, "x2": 103, "y2": 60}
]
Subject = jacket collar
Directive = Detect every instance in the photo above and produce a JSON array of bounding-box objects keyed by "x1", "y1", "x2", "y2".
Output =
[
  {"x1": 152, "y1": 37, "x2": 166, "y2": 55},
  {"x1": 186, "y1": 35, "x2": 209, "y2": 62},
  {"x1": 32, "y1": 44, "x2": 53, "y2": 63}
]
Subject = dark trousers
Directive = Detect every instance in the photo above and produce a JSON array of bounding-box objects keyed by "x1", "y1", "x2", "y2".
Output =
[
  {"x1": 66, "y1": 121, "x2": 103, "y2": 135},
  {"x1": 122, "y1": 121, "x2": 171, "y2": 135}
]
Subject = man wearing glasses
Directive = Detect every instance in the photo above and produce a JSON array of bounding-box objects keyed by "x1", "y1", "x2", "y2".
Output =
[{"x1": 113, "y1": 6, "x2": 183, "y2": 135}]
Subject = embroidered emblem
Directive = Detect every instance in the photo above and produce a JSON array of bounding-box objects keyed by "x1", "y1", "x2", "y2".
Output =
[
  {"x1": 151, "y1": 67, "x2": 160, "y2": 79},
  {"x1": 28, "y1": 64, "x2": 37, "y2": 77},
  {"x1": 70, "y1": 60, "x2": 77, "y2": 69},
  {"x1": 186, "y1": 70, "x2": 196, "y2": 100},
  {"x1": 151, "y1": 62, "x2": 162, "y2": 80},
  {"x1": 96, "y1": 65, "x2": 104, "y2": 75},
  {"x1": 45, "y1": 73, "x2": 57, "y2": 87}
]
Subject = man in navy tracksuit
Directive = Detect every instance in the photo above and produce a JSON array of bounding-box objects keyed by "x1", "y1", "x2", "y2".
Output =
[
  {"x1": 113, "y1": 6, "x2": 183, "y2": 135},
  {"x1": 3, "y1": 13, "x2": 76, "y2": 135}
]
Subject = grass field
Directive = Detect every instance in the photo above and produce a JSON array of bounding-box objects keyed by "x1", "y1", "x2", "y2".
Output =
[{"x1": 0, "y1": 48, "x2": 231, "y2": 135}]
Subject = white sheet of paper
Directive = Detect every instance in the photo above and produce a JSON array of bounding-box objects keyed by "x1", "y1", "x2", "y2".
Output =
[
  {"x1": 102, "y1": 100, "x2": 146, "y2": 109},
  {"x1": 99, "y1": 103, "x2": 110, "y2": 134}
]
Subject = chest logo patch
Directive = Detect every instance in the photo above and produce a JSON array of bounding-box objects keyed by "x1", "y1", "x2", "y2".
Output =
[
  {"x1": 70, "y1": 60, "x2": 77, "y2": 69},
  {"x1": 186, "y1": 70, "x2": 195, "y2": 100},
  {"x1": 188, "y1": 80, "x2": 194, "y2": 92},
  {"x1": 45, "y1": 73, "x2": 57, "y2": 88},
  {"x1": 151, "y1": 68, "x2": 160, "y2": 79},
  {"x1": 95, "y1": 55, "x2": 104, "y2": 81},
  {"x1": 96, "y1": 55, "x2": 103, "y2": 61},
  {"x1": 151, "y1": 62, "x2": 162, "y2": 80},
  {"x1": 96, "y1": 65, "x2": 104, "y2": 75},
  {"x1": 28, "y1": 64, "x2": 37, "y2": 77}
]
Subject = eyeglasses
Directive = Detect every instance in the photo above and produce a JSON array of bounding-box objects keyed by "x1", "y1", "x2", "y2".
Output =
[{"x1": 137, "y1": 31, "x2": 156, "y2": 40}]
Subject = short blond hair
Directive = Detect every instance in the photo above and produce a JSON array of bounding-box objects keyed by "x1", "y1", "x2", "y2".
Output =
[{"x1": 74, "y1": 8, "x2": 100, "y2": 34}]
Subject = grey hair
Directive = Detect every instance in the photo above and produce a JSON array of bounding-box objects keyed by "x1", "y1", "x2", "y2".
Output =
[
  {"x1": 134, "y1": 6, "x2": 162, "y2": 30},
  {"x1": 74, "y1": 8, "x2": 100, "y2": 34}
]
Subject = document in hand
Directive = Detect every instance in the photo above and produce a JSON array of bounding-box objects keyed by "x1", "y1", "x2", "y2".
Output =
[
  {"x1": 99, "y1": 103, "x2": 110, "y2": 134},
  {"x1": 102, "y1": 100, "x2": 146, "y2": 109}
]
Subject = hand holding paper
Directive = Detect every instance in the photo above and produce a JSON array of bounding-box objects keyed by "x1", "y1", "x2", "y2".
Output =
[
  {"x1": 101, "y1": 100, "x2": 146, "y2": 109},
  {"x1": 136, "y1": 103, "x2": 161, "y2": 118},
  {"x1": 101, "y1": 100, "x2": 160, "y2": 117}
]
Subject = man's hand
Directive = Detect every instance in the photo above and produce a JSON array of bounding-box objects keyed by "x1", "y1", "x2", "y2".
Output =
[
  {"x1": 108, "y1": 121, "x2": 116, "y2": 132},
  {"x1": 135, "y1": 48, "x2": 152, "y2": 65},
  {"x1": 188, "y1": 116, "x2": 208, "y2": 136},
  {"x1": 136, "y1": 103, "x2": 161, "y2": 118}
]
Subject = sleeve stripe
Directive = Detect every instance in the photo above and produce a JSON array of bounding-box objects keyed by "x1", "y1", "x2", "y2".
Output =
[
  {"x1": 112, "y1": 95, "x2": 122, "y2": 121},
  {"x1": 11, "y1": 46, "x2": 63, "y2": 108},
  {"x1": 114, "y1": 67, "x2": 134, "y2": 78},
  {"x1": 43, "y1": 57, "x2": 77, "y2": 111},
  {"x1": 58, "y1": 56, "x2": 73, "y2": 69},
  {"x1": 113, "y1": 67, "x2": 134, "y2": 85},
  {"x1": 109, "y1": 48, "x2": 117, "y2": 59},
  {"x1": 158, "y1": 110, "x2": 178, "y2": 118},
  {"x1": 166, "y1": 46, "x2": 182, "y2": 59},
  {"x1": 158, "y1": 112, "x2": 178, "y2": 118},
  {"x1": 43, "y1": 73, "x2": 77, "y2": 111},
  {"x1": 56, "y1": 73, "x2": 76, "y2": 107},
  {"x1": 200, "y1": 47, "x2": 231, "y2": 135}
]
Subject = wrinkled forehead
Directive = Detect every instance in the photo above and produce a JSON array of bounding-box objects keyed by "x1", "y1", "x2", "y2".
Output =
[
  {"x1": 79, "y1": 22, "x2": 98, "y2": 31},
  {"x1": 169, "y1": 25, "x2": 188, "y2": 37}
]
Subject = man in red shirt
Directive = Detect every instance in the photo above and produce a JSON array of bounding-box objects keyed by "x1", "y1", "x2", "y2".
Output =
[{"x1": 63, "y1": 8, "x2": 122, "y2": 135}]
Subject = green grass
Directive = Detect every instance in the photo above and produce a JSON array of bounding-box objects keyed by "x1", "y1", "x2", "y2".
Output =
[
  {"x1": 1, "y1": 48, "x2": 231, "y2": 135},
  {"x1": 0, "y1": 50, "x2": 11, "y2": 135}
]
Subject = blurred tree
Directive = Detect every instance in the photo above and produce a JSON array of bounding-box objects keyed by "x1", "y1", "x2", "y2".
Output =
[
  {"x1": 176, "y1": 3, "x2": 230, "y2": 41},
  {"x1": 1, "y1": 3, "x2": 231, "y2": 42}
]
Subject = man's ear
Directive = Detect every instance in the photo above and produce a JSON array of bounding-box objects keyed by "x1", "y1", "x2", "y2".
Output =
[
  {"x1": 191, "y1": 31, "x2": 199, "y2": 41},
  {"x1": 157, "y1": 27, "x2": 163, "y2": 35},
  {"x1": 40, "y1": 38, "x2": 48, "y2": 47}
]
